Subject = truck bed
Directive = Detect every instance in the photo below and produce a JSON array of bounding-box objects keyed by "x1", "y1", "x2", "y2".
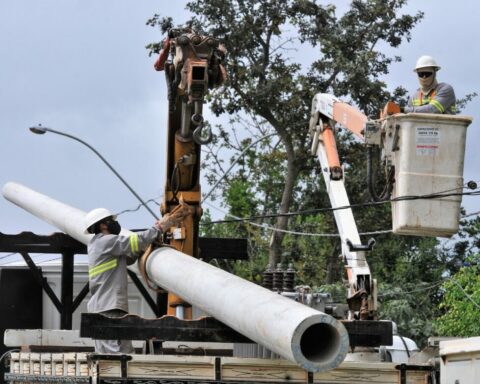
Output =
[{"x1": 6, "y1": 352, "x2": 432, "y2": 384}]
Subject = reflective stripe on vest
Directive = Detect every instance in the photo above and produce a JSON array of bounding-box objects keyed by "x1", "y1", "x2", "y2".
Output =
[
  {"x1": 412, "y1": 89, "x2": 453, "y2": 113},
  {"x1": 89, "y1": 259, "x2": 118, "y2": 278},
  {"x1": 430, "y1": 99, "x2": 444, "y2": 113},
  {"x1": 129, "y1": 234, "x2": 139, "y2": 253}
]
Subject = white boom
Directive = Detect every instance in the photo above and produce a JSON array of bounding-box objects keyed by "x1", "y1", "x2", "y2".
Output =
[{"x1": 309, "y1": 93, "x2": 376, "y2": 319}]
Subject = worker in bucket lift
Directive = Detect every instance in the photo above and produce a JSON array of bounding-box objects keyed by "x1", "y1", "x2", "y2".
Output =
[
  {"x1": 83, "y1": 204, "x2": 191, "y2": 353},
  {"x1": 404, "y1": 55, "x2": 456, "y2": 114}
]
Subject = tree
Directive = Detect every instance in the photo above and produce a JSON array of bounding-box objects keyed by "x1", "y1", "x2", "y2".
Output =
[
  {"x1": 433, "y1": 260, "x2": 480, "y2": 337},
  {"x1": 182, "y1": 0, "x2": 422, "y2": 266},
  {"x1": 147, "y1": 0, "x2": 459, "y2": 345},
  {"x1": 433, "y1": 216, "x2": 480, "y2": 336}
]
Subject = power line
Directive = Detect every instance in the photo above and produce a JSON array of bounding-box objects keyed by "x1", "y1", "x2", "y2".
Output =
[
  {"x1": 114, "y1": 183, "x2": 479, "y2": 232},
  {"x1": 201, "y1": 132, "x2": 277, "y2": 203},
  {"x1": 201, "y1": 189, "x2": 480, "y2": 226},
  {"x1": 39, "y1": 256, "x2": 62, "y2": 264},
  {"x1": 463, "y1": 210, "x2": 480, "y2": 219},
  {"x1": 0, "y1": 252, "x2": 17, "y2": 261},
  {"x1": 378, "y1": 274, "x2": 480, "y2": 309},
  {"x1": 116, "y1": 196, "x2": 162, "y2": 217},
  {"x1": 202, "y1": 201, "x2": 392, "y2": 237},
  {"x1": 378, "y1": 280, "x2": 445, "y2": 298},
  {"x1": 451, "y1": 278, "x2": 480, "y2": 309}
]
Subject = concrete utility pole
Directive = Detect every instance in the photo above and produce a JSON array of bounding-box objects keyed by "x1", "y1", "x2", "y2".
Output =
[{"x1": 3, "y1": 182, "x2": 349, "y2": 373}]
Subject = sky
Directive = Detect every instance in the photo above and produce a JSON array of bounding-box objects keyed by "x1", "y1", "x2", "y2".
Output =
[{"x1": 0, "y1": 0, "x2": 479, "y2": 264}]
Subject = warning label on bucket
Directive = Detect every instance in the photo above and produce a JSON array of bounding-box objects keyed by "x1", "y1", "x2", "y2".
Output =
[{"x1": 416, "y1": 127, "x2": 440, "y2": 156}]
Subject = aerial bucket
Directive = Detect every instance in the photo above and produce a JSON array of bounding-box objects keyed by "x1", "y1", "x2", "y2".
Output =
[{"x1": 385, "y1": 113, "x2": 473, "y2": 237}]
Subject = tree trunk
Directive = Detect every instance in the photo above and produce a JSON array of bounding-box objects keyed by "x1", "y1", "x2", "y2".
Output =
[
  {"x1": 268, "y1": 156, "x2": 300, "y2": 267},
  {"x1": 326, "y1": 241, "x2": 341, "y2": 284}
]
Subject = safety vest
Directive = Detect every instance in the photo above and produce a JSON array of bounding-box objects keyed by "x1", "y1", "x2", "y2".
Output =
[
  {"x1": 411, "y1": 88, "x2": 456, "y2": 114},
  {"x1": 88, "y1": 234, "x2": 139, "y2": 278}
]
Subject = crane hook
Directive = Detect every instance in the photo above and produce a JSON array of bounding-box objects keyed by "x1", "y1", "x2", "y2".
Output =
[
  {"x1": 191, "y1": 113, "x2": 212, "y2": 144},
  {"x1": 193, "y1": 123, "x2": 213, "y2": 145}
]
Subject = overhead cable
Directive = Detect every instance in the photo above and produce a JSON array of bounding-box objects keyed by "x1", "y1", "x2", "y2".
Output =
[
  {"x1": 202, "y1": 201, "x2": 391, "y2": 237},
  {"x1": 201, "y1": 188, "x2": 480, "y2": 226},
  {"x1": 116, "y1": 196, "x2": 162, "y2": 217}
]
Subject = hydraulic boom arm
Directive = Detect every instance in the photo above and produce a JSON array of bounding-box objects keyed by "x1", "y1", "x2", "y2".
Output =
[
  {"x1": 154, "y1": 27, "x2": 226, "y2": 317},
  {"x1": 309, "y1": 93, "x2": 377, "y2": 320}
]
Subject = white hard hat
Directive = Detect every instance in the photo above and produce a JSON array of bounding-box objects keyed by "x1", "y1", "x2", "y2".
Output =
[
  {"x1": 83, "y1": 208, "x2": 116, "y2": 234},
  {"x1": 414, "y1": 55, "x2": 440, "y2": 72}
]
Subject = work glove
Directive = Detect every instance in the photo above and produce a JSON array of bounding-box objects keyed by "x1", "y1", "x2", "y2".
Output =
[{"x1": 156, "y1": 198, "x2": 193, "y2": 232}]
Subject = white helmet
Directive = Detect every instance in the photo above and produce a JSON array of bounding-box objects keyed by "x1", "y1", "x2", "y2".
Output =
[
  {"x1": 83, "y1": 208, "x2": 116, "y2": 234},
  {"x1": 414, "y1": 55, "x2": 440, "y2": 72}
]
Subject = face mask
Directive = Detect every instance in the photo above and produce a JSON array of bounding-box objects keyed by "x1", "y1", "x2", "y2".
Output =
[
  {"x1": 107, "y1": 220, "x2": 121, "y2": 235},
  {"x1": 417, "y1": 68, "x2": 436, "y2": 92}
]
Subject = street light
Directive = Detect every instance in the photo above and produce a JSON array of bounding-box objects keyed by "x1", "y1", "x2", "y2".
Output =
[{"x1": 29, "y1": 124, "x2": 159, "y2": 220}]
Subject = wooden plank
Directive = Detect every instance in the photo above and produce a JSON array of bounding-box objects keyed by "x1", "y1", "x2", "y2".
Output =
[
  {"x1": 221, "y1": 358, "x2": 306, "y2": 383},
  {"x1": 4, "y1": 329, "x2": 93, "y2": 348},
  {"x1": 98, "y1": 355, "x2": 216, "y2": 380},
  {"x1": 314, "y1": 361, "x2": 426, "y2": 384},
  {"x1": 8, "y1": 352, "x2": 432, "y2": 384}
]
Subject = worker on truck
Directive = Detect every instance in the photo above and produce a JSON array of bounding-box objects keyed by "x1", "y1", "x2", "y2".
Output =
[
  {"x1": 83, "y1": 206, "x2": 189, "y2": 353},
  {"x1": 405, "y1": 55, "x2": 456, "y2": 114}
]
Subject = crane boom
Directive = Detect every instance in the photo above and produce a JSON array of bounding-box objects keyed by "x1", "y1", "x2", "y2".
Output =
[
  {"x1": 154, "y1": 27, "x2": 226, "y2": 317},
  {"x1": 309, "y1": 93, "x2": 376, "y2": 320}
]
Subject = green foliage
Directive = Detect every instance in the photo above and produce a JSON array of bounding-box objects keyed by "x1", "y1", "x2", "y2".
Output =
[
  {"x1": 434, "y1": 257, "x2": 480, "y2": 337},
  {"x1": 282, "y1": 214, "x2": 337, "y2": 286},
  {"x1": 456, "y1": 92, "x2": 478, "y2": 113},
  {"x1": 147, "y1": 0, "x2": 477, "y2": 347},
  {"x1": 433, "y1": 217, "x2": 480, "y2": 337},
  {"x1": 378, "y1": 281, "x2": 439, "y2": 346},
  {"x1": 314, "y1": 283, "x2": 347, "y2": 302}
]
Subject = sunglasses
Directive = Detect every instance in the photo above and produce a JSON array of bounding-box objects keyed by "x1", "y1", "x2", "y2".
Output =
[{"x1": 417, "y1": 72, "x2": 433, "y2": 78}]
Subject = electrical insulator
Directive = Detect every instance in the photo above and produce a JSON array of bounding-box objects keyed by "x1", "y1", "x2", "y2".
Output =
[
  {"x1": 262, "y1": 264, "x2": 273, "y2": 290},
  {"x1": 273, "y1": 263, "x2": 284, "y2": 292},
  {"x1": 283, "y1": 263, "x2": 296, "y2": 292}
]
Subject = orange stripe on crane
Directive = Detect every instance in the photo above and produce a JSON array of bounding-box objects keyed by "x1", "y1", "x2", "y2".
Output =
[
  {"x1": 322, "y1": 125, "x2": 341, "y2": 169},
  {"x1": 332, "y1": 101, "x2": 368, "y2": 140}
]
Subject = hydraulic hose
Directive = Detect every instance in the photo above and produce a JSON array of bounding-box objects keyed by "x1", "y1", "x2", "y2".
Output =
[{"x1": 367, "y1": 146, "x2": 393, "y2": 202}]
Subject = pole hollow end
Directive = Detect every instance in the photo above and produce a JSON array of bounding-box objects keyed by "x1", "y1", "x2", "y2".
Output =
[{"x1": 292, "y1": 315, "x2": 349, "y2": 372}]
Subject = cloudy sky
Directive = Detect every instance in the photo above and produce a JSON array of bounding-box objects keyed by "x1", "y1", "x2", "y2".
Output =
[{"x1": 0, "y1": 1, "x2": 479, "y2": 254}]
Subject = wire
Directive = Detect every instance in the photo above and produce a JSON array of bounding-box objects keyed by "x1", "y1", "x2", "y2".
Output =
[
  {"x1": 0, "y1": 252, "x2": 17, "y2": 261},
  {"x1": 116, "y1": 196, "x2": 162, "y2": 217},
  {"x1": 201, "y1": 132, "x2": 277, "y2": 203},
  {"x1": 462, "y1": 210, "x2": 480, "y2": 219},
  {"x1": 114, "y1": 181, "x2": 479, "y2": 227},
  {"x1": 378, "y1": 274, "x2": 480, "y2": 310},
  {"x1": 201, "y1": 189, "x2": 480, "y2": 226},
  {"x1": 202, "y1": 201, "x2": 392, "y2": 237},
  {"x1": 451, "y1": 278, "x2": 480, "y2": 309},
  {"x1": 0, "y1": 349, "x2": 19, "y2": 366},
  {"x1": 39, "y1": 256, "x2": 62, "y2": 264},
  {"x1": 378, "y1": 280, "x2": 445, "y2": 298}
]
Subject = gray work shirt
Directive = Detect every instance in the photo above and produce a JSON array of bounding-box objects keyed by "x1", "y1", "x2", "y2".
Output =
[
  {"x1": 87, "y1": 227, "x2": 160, "y2": 313},
  {"x1": 405, "y1": 82, "x2": 456, "y2": 114}
]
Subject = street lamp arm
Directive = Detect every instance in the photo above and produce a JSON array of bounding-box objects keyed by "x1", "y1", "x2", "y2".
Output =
[{"x1": 30, "y1": 126, "x2": 159, "y2": 220}]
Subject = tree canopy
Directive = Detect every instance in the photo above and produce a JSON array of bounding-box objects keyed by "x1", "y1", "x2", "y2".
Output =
[
  {"x1": 433, "y1": 217, "x2": 480, "y2": 337},
  {"x1": 148, "y1": 0, "x2": 479, "y2": 345}
]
